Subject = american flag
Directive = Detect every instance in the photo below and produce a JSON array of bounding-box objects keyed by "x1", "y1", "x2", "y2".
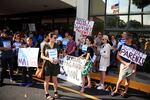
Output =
[{"x1": 111, "y1": 3, "x2": 119, "y2": 14}]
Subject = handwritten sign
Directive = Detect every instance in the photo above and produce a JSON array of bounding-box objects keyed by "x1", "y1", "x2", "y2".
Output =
[
  {"x1": 74, "y1": 17, "x2": 94, "y2": 36},
  {"x1": 18, "y1": 48, "x2": 39, "y2": 67},
  {"x1": 47, "y1": 49, "x2": 58, "y2": 59},
  {"x1": 58, "y1": 55, "x2": 86, "y2": 86},
  {"x1": 120, "y1": 45, "x2": 147, "y2": 66}
]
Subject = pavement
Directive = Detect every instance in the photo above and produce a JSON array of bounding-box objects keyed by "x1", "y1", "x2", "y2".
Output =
[{"x1": 0, "y1": 74, "x2": 150, "y2": 100}]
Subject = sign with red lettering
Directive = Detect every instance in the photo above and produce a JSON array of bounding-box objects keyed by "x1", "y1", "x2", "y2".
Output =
[
  {"x1": 18, "y1": 48, "x2": 39, "y2": 67},
  {"x1": 74, "y1": 17, "x2": 94, "y2": 36},
  {"x1": 120, "y1": 45, "x2": 147, "y2": 66}
]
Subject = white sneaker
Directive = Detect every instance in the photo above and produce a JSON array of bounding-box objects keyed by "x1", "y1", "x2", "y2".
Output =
[
  {"x1": 95, "y1": 83, "x2": 101, "y2": 86},
  {"x1": 97, "y1": 85, "x2": 104, "y2": 90}
]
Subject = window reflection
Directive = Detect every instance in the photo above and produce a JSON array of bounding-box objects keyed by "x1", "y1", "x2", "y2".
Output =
[
  {"x1": 90, "y1": 0, "x2": 105, "y2": 15},
  {"x1": 92, "y1": 16, "x2": 104, "y2": 33},
  {"x1": 129, "y1": 15, "x2": 141, "y2": 28},
  {"x1": 119, "y1": 16, "x2": 128, "y2": 28},
  {"x1": 107, "y1": 0, "x2": 128, "y2": 14},
  {"x1": 130, "y1": 0, "x2": 142, "y2": 13},
  {"x1": 144, "y1": 4, "x2": 150, "y2": 13},
  {"x1": 143, "y1": 15, "x2": 150, "y2": 29}
]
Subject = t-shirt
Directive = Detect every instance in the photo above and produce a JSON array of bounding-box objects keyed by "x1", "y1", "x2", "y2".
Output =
[
  {"x1": 118, "y1": 43, "x2": 136, "y2": 63},
  {"x1": 0, "y1": 37, "x2": 14, "y2": 58},
  {"x1": 83, "y1": 47, "x2": 94, "y2": 61}
]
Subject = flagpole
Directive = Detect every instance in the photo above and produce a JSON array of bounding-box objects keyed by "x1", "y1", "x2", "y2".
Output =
[{"x1": 117, "y1": 1, "x2": 119, "y2": 30}]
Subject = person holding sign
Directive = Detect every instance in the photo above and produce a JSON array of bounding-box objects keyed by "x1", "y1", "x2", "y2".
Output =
[
  {"x1": 80, "y1": 36, "x2": 95, "y2": 93},
  {"x1": 41, "y1": 32, "x2": 60, "y2": 100},
  {"x1": 20, "y1": 37, "x2": 35, "y2": 87},
  {"x1": 0, "y1": 32, "x2": 15, "y2": 86},
  {"x1": 111, "y1": 34, "x2": 137, "y2": 98}
]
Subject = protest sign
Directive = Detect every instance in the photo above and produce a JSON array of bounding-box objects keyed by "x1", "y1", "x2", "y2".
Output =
[
  {"x1": 18, "y1": 48, "x2": 39, "y2": 67},
  {"x1": 58, "y1": 55, "x2": 86, "y2": 86},
  {"x1": 120, "y1": 45, "x2": 147, "y2": 66},
  {"x1": 74, "y1": 17, "x2": 94, "y2": 36},
  {"x1": 47, "y1": 49, "x2": 58, "y2": 59}
]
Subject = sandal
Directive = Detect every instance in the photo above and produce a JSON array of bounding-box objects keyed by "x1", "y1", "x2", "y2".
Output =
[
  {"x1": 110, "y1": 91, "x2": 119, "y2": 97},
  {"x1": 45, "y1": 94, "x2": 55, "y2": 100},
  {"x1": 80, "y1": 87, "x2": 84, "y2": 93},
  {"x1": 54, "y1": 91, "x2": 59, "y2": 98},
  {"x1": 120, "y1": 92, "x2": 128, "y2": 98}
]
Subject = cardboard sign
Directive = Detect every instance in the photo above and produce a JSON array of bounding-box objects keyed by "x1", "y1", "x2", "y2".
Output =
[
  {"x1": 18, "y1": 48, "x2": 39, "y2": 67},
  {"x1": 120, "y1": 45, "x2": 147, "y2": 66},
  {"x1": 58, "y1": 55, "x2": 86, "y2": 86},
  {"x1": 74, "y1": 17, "x2": 94, "y2": 36},
  {"x1": 47, "y1": 49, "x2": 58, "y2": 59}
]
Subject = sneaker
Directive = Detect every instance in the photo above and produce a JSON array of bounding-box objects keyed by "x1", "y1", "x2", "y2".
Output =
[
  {"x1": 97, "y1": 85, "x2": 104, "y2": 90},
  {"x1": 95, "y1": 83, "x2": 101, "y2": 86}
]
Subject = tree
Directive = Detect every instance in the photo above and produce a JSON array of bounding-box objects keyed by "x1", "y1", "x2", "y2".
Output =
[{"x1": 132, "y1": 0, "x2": 150, "y2": 8}]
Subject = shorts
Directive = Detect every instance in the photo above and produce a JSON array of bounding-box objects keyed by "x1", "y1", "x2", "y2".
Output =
[{"x1": 118, "y1": 63, "x2": 135, "y2": 80}]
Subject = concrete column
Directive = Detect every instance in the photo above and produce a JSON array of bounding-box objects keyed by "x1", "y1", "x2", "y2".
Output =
[{"x1": 75, "y1": 0, "x2": 89, "y2": 42}]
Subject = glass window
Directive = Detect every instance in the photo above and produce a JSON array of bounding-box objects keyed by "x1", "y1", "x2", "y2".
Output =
[
  {"x1": 130, "y1": 0, "x2": 142, "y2": 13},
  {"x1": 106, "y1": 15, "x2": 118, "y2": 28},
  {"x1": 91, "y1": 16, "x2": 104, "y2": 33},
  {"x1": 106, "y1": 0, "x2": 128, "y2": 14},
  {"x1": 106, "y1": 15, "x2": 128, "y2": 28},
  {"x1": 128, "y1": 15, "x2": 141, "y2": 29},
  {"x1": 143, "y1": 15, "x2": 150, "y2": 29},
  {"x1": 144, "y1": 4, "x2": 150, "y2": 13},
  {"x1": 89, "y1": 0, "x2": 105, "y2": 15},
  {"x1": 119, "y1": 16, "x2": 128, "y2": 28}
]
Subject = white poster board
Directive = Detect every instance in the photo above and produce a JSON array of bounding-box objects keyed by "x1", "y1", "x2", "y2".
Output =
[
  {"x1": 47, "y1": 49, "x2": 58, "y2": 59},
  {"x1": 28, "y1": 23, "x2": 36, "y2": 32},
  {"x1": 18, "y1": 48, "x2": 39, "y2": 67},
  {"x1": 120, "y1": 45, "x2": 147, "y2": 66},
  {"x1": 74, "y1": 17, "x2": 94, "y2": 36},
  {"x1": 58, "y1": 55, "x2": 86, "y2": 86}
]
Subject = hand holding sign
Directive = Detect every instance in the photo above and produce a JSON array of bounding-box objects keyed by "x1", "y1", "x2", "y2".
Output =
[
  {"x1": 47, "y1": 49, "x2": 58, "y2": 64},
  {"x1": 120, "y1": 45, "x2": 147, "y2": 66}
]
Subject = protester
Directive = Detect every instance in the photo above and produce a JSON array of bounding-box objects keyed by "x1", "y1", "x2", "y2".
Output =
[
  {"x1": 111, "y1": 33, "x2": 137, "y2": 98},
  {"x1": 117, "y1": 32, "x2": 127, "y2": 49},
  {"x1": 110, "y1": 34, "x2": 117, "y2": 67},
  {"x1": 41, "y1": 32, "x2": 60, "y2": 100},
  {"x1": 93, "y1": 32, "x2": 103, "y2": 72},
  {"x1": 20, "y1": 37, "x2": 35, "y2": 87},
  {"x1": 62, "y1": 32, "x2": 69, "y2": 49},
  {"x1": 96, "y1": 35, "x2": 112, "y2": 90},
  {"x1": 12, "y1": 33, "x2": 23, "y2": 74},
  {"x1": 0, "y1": 31, "x2": 15, "y2": 86},
  {"x1": 64, "y1": 33, "x2": 76, "y2": 56},
  {"x1": 80, "y1": 36, "x2": 94, "y2": 93}
]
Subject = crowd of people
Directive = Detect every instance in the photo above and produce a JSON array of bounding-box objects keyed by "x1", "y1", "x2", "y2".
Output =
[{"x1": 0, "y1": 28, "x2": 149, "y2": 99}]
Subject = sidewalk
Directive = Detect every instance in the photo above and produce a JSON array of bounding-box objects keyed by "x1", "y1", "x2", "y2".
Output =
[{"x1": 0, "y1": 75, "x2": 149, "y2": 100}]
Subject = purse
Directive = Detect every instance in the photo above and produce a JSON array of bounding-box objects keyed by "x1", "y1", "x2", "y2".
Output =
[
  {"x1": 35, "y1": 68, "x2": 43, "y2": 78},
  {"x1": 35, "y1": 60, "x2": 45, "y2": 78}
]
